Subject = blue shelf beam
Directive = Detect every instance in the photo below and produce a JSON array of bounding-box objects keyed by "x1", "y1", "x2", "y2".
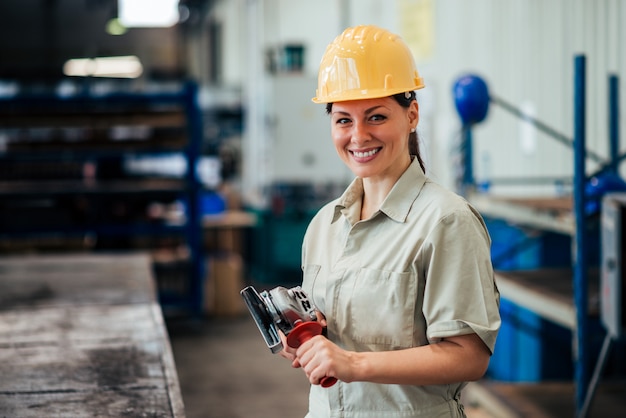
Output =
[
  {"x1": 609, "y1": 75, "x2": 620, "y2": 174},
  {"x1": 572, "y1": 54, "x2": 589, "y2": 418},
  {"x1": 182, "y1": 81, "x2": 205, "y2": 315}
]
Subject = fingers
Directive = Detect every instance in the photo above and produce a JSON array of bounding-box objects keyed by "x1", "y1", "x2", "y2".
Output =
[
  {"x1": 278, "y1": 348, "x2": 300, "y2": 368},
  {"x1": 295, "y1": 336, "x2": 339, "y2": 385},
  {"x1": 278, "y1": 348, "x2": 295, "y2": 360},
  {"x1": 279, "y1": 316, "x2": 335, "y2": 383},
  {"x1": 278, "y1": 330, "x2": 301, "y2": 367},
  {"x1": 315, "y1": 311, "x2": 328, "y2": 327}
]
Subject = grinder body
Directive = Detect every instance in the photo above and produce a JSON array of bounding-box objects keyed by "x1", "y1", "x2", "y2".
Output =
[{"x1": 240, "y1": 285, "x2": 338, "y2": 387}]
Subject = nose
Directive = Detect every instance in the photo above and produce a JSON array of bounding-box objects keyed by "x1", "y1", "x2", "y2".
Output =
[{"x1": 351, "y1": 119, "x2": 371, "y2": 144}]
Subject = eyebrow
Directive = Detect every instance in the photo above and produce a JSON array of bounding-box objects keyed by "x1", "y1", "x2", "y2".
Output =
[{"x1": 332, "y1": 105, "x2": 386, "y2": 116}]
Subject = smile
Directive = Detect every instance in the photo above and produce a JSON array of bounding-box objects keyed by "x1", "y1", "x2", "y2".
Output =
[{"x1": 352, "y1": 148, "x2": 380, "y2": 158}]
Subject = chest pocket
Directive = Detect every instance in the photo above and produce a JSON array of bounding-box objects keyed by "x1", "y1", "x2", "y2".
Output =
[{"x1": 345, "y1": 268, "x2": 417, "y2": 349}]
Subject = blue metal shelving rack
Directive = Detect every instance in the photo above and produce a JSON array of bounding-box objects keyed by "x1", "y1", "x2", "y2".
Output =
[
  {"x1": 0, "y1": 80, "x2": 206, "y2": 316},
  {"x1": 457, "y1": 55, "x2": 623, "y2": 417}
]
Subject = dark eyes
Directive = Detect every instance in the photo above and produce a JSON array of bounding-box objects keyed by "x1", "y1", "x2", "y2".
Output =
[{"x1": 334, "y1": 114, "x2": 387, "y2": 125}]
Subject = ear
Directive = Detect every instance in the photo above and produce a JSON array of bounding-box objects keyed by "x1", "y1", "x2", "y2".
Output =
[{"x1": 408, "y1": 100, "x2": 419, "y2": 129}]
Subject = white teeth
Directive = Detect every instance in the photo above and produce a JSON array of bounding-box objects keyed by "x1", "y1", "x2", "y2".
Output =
[{"x1": 353, "y1": 148, "x2": 379, "y2": 158}]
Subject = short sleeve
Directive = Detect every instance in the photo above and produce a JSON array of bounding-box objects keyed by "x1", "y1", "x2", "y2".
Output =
[{"x1": 421, "y1": 207, "x2": 501, "y2": 353}]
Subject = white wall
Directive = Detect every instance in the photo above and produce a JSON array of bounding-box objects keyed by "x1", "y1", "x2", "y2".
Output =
[
  {"x1": 210, "y1": 0, "x2": 626, "y2": 205},
  {"x1": 428, "y1": 0, "x2": 626, "y2": 196}
]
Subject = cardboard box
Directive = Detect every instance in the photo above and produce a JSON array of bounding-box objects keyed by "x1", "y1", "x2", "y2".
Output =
[
  {"x1": 203, "y1": 227, "x2": 245, "y2": 255},
  {"x1": 204, "y1": 253, "x2": 246, "y2": 317}
]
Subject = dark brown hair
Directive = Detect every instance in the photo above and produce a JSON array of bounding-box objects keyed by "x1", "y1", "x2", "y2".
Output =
[{"x1": 325, "y1": 91, "x2": 425, "y2": 173}]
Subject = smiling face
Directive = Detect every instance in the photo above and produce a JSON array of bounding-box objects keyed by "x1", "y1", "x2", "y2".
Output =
[{"x1": 330, "y1": 96, "x2": 418, "y2": 182}]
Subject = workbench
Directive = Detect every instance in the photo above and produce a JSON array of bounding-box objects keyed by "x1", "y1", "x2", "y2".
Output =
[{"x1": 0, "y1": 252, "x2": 185, "y2": 417}]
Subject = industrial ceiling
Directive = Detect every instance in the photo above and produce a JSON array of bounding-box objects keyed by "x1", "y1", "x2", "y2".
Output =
[{"x1": 0, "y1": 0, "x2": 215, "y2": 83}]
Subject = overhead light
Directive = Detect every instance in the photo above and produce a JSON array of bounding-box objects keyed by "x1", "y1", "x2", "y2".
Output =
[
  {"x1": 118, "y1": 0, "x2": 179, "y2": 28},
  {"x1": 0, "y1": 81, "x2": 19, "y2": 98},
  {"x1": 106, "y1": 18, "x2": 128, "y2": 35},
  {"x1": 63, "y1": 56, "x2": 143, "y2": 78}
]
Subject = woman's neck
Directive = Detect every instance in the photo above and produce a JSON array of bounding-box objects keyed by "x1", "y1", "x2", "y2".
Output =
[
  {"x1": 359, "y1": 177, "x2": 394, "y2": 220},
  {"x1": 358, "y1": 157, "x2": 412, "y2": 220}
]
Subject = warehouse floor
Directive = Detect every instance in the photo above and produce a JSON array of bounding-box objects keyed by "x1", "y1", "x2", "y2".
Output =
[
  {"x1": 166, "y1": 313, "x2": 501, "y2": 418},
  {"x1": 166, "y1": 314, "x2": 311, "y2": 418}
]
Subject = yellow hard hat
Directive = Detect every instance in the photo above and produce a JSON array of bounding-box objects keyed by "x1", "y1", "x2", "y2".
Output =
[{"x1": 312, "y1": 25, "x2": 425, "y2": 104}]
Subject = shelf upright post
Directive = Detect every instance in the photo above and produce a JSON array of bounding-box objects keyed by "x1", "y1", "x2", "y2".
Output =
[
  {"x1": 183, "y1": 80, "x2": 205, "y2": 315},
  {"x1": 573, "y1": 54, "x2": 589, "y2": 418},
  {"x1": 609, "y1": 75, "x2": 620, "y2": 174},
  {"x1": 578, "y1": 71, "x2": 622, "y2": 418},
  {"x1": 462, "y1": 124, "x2": 474, "y2": 197}
]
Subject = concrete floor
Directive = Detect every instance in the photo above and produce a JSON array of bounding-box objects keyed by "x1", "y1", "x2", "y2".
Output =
[
  {"x1": 166, "y1": 314, "x2": 500, "y2": 418},
  {"x1": 167, "y1": 314, "x2": 311, "y2": 418}
]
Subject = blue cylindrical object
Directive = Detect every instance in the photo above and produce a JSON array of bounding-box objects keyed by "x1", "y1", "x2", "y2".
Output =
[
  {"x1": 453, "y1": 74, "x2": 490, "y2": 125},
  {"x1": 584, "y1": 171, "x2": 626, "y2": 215},
  {"x1": 200, "y1": 191, "x2": 226, "y2": 215}
]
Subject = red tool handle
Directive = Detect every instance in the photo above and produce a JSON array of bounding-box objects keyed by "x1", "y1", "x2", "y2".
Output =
[{"x1": 286, "y1": 321, "x2": 338, "y2": 388}]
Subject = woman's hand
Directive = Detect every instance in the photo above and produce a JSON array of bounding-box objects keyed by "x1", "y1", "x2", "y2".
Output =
[
  {"x1": 294, "y1": 335, "x2": 358, "y2": 386},
  {"x1": 278, "y1": 330, "x2": 300, "y2": 367},
  {"x1": 278, "y1": 310, "x2": 328, "y2": 369}
]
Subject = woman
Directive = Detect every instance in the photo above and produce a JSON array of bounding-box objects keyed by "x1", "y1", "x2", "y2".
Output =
[{"x1": 280, "y1": 25, "x2": 501, "y2": 418}]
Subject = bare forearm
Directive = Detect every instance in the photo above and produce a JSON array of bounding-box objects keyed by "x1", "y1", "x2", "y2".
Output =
[
  {"x1": 349, "y1": 334, "x2": 490, "y2": 386},
  {"x1": 293, "y1": 332, "x2": 490, "y2": 387}
]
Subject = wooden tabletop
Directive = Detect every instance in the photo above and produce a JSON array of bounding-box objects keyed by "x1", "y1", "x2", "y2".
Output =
[
  {"x1": 202, "y1": 210, "x2": 258, "y2": 229},
  {"x1": 0, "y1": 252, "x2": 185, "y2": 417}
]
